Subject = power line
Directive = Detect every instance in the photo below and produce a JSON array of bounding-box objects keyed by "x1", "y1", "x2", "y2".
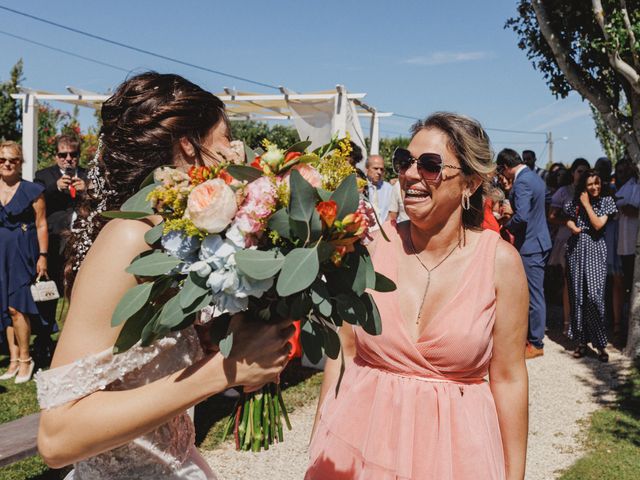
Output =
[
  {"x1": 0, "y1": 5, "x2": 279, "y2": 90},
  {"x1": 0, "y1": 29, "x2": 130, "y2": 73}
]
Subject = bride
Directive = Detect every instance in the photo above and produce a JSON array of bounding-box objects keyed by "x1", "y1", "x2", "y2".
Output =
[{"x1": 35, "y1": 72, "x2": 294, "y2": 479}]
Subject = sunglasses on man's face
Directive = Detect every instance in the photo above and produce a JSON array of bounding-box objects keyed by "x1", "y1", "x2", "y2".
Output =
[
  {"x1": 57, "y1": 151, "x2": 79, "y2": 160},
  {"x1": 392, "y1": 148, "x2": 462, "y2": 182}
]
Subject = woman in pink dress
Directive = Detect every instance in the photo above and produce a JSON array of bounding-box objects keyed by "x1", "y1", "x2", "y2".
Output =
[{"x1": 307, "y1": 112, "x2": 529, "y2": 480}]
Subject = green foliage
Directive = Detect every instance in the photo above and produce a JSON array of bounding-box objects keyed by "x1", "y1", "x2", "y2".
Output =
[
  {"x1": 230, "y1": 120, "x2": 300, "y2": 149},
  {"x1": 591, "y1": 104, "x2": 627, "y2": 163},
  {"x1": 0, "y1": 59, "x2": 23, "y2": 141},
  {"x1": 367, "y1": 136, "x2": 410, "y2": 180}
]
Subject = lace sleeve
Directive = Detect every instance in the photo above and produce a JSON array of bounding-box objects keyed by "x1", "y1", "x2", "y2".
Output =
[{"x1": 35, "y1": 327, "x2": 203, "y2": 410}]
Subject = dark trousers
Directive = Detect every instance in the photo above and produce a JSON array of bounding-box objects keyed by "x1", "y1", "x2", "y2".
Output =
[{"x1": 521, "y1": 250, "x2": 550, "y2": 348}]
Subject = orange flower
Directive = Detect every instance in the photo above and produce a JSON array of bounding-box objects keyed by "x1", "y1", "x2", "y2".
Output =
[
  {"x1": 218, "y1": 169, "x2": 233, "y2": 185},
  {"x1": 340, "y1": 212, "x2": 366, "y2": 236},
  {"x1": 284, "y1": 151, "x2": 302, "y2": 163},
  {"x1": 316, "y1": 200, "x2": 338, "y2": 227},
  {"x1": 331, "y1": 245, "x2": 349, "y2": 266},
  {"x1": 251, "y1": 156, "x2": 263, "y2": 170},
  {"x1": 188, "y1": 166, "x2": 211, "y2": 185}
]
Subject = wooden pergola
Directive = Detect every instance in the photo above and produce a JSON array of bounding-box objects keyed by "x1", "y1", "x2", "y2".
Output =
[{"x1": 12, "y1": 85, "x2": 392, "y2": 180}]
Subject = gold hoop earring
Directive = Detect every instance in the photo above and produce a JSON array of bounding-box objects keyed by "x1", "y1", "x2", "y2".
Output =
[{"x1": 462, "y1": 192, "x2": 471, "y2": 210}]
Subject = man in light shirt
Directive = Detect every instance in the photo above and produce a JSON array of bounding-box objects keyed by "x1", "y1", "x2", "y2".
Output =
[
  {"x1": 388, "y1": 179, "x2": 408, "y2": 224},
  {"x1": 366, "y1": 155, "x2": 393, "y2": 224}
]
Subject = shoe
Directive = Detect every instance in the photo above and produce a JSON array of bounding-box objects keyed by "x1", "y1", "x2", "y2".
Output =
[
  {"x1": 525, "y1": 344, "x2": 544, "y2": 360},
  {"x1": 573, "y1": 345, "x2": 588, "y2": 359},
  {"x1": 14, "y1": 358, "x2": 35, "y2": 384},
  {"x1": 597, "y1": 349, "x2": 609, "y2": 363},
  {"x1": 0, "y1": 359, "x2": 19, "y2": 380}
]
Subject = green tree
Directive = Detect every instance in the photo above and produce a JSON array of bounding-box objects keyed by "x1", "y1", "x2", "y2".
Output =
[
  {"x1": 230, "y1": 120, "x2": 299, "y2": 149},
  {"x1": 591, "y1": 104, "x2": 627, "y2": 163},
  {"x1": 0, "y1": 59, "x2": 24, "y2": 141},
  {"x1": 507, "y1": 0, "x2": 640, "y2": 356}
]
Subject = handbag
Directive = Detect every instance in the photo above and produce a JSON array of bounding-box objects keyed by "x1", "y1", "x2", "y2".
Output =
[{"x1": 30, "y1": 277, "x2": 60, "y2": 302}]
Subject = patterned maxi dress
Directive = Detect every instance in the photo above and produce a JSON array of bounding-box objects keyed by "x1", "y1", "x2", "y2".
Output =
[{"x1": 563, "y1": 196, "x2": 617, "y2": 348}]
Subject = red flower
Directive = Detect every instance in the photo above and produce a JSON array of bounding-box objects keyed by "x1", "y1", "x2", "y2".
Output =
[
  {"x1": 287, "y1": 321, "x2": 302, "y2": 360},
  {"x1": 284, "y1": 151, "x2": 302, "y2": 163},
  {"x1": 251, "y1": 156, "x2": 262, "y2": 170},
  {"x1": 188, "y1": 166, "x2": 211, "y2": 184},
  {"x1": 218, "y1": 169, "x2": 233, "y2": 185},
  {"x1": 316, "y1": 200, "x2": 338, "y2": 227}
]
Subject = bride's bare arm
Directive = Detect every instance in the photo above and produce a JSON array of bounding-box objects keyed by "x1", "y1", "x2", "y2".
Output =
[{"x1": 38, "y1": 219, "x2": 293, "y2": 468}]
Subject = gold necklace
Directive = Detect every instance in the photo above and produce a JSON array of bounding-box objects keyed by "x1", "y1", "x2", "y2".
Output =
[{"x1": 410, "y1": 232, "x2": 461, "y2": 325}]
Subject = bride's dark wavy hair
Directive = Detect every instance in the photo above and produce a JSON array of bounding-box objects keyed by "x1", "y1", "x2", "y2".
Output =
[{"x1": 64, "y1": 72, "x2": 227, "y2": 293}]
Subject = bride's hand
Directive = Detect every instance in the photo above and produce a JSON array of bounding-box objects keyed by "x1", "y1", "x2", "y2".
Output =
[{"x1": 221, "y1": 314, "x2": 295, "y2": 389}]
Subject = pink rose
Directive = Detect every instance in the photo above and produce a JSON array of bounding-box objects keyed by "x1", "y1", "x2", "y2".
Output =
[
  {"x1": 186, "y1": 179, "x2": 238, "y2": 233},
  {"x1": 281, "y1": 164, "x2": 322, "y2": 188}
]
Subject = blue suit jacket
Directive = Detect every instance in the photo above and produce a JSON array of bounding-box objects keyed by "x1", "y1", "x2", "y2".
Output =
[{"x1": 506, "y1": 167, "x2": 552, "y2": 255}]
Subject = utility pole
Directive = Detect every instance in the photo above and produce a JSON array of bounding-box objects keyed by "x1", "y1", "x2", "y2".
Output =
[{"x1": 547, "y1": 131, "x2": 553, "y2": 165}]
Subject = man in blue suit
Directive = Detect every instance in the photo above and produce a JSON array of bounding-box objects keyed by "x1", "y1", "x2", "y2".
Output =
[{"x1": 497, "y1": 149, "x2": 551, "y2": 359}]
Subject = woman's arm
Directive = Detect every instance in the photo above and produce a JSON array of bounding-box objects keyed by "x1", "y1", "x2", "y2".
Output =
[
  {"x1": 547, "y1": 206, "x2": 568, "y2": 226},
  {"x1": 580, "y1": 193, "x2": 608, "y2": 231},
  {"x1": 39, "y1": 218, "x2": 293, "y2": 468},
  {"x1": 33, "y1": 194, "x2": 48, "y2": 278},
  {"x1": 490, "y1": 241, "x2": 528, "y2": 480},
  {"x1": 566, "y1": 219, "x2": 581, "y2": 235},
  {"x1": 310, "y1": 325, "x2": 356, "y2": 441}
]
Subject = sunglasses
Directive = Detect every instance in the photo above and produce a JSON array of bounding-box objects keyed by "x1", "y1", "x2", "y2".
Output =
[
  {"x1": 0, "y1": 156, "x2": 21, "y2": 165},
  {"x1": 392, "y1": 147, "x2": 462, "y2": 182},
  {"x1": 57, "y1": 151, "x2": 79, "y2": 160}
]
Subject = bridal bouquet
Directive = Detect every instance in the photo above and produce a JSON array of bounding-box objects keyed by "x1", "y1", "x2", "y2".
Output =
[{"x1": 103, "y1": 137, "x2": 395, "y2": 451}]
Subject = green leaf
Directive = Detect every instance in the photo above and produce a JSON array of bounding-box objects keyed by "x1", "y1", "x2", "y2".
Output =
[
  {"x1": 121, "y1": 184, "x2": 156, "y2": 214},
  {"x1": 373, "y1": 272, "x2": 396, "y2": 292},
  {"x1": 182, "y1": 291, "x2": 213, "y2": 316},
  {"x1": 125, "y1": 251, "x2": 182, "y2": 276},
  {"x1": 309, "y1": 209, "x2": 322, "y2": 243},
  {"x1": 300, "y1": 320, "x2": 324, "y2": 364},
  {"x1": 317, "y1": 241, "x2": 335, "y2": 263},
  {"x1": 363, "y1": 252, "x2": 376, "y2": 290},
  {"x1": 289, "y1": 169, "x2": 318, "y2": 222},
  {"x1": 179, "y1": 272, "x2": 210, "y2": 308},
  {"x1": 352, "y1": 251, "x2": 370, "y2": 296},
  {"x1": 101, "y1": 210, "x2": 150, "y2": 220},
  {"x1": 360, "y1": 293, "x2": 382, "y2": 335},
  {"x1": 322, "y1": 326, "x2": 341, "y2": 360},
  {"x1": 310, "y1": 280, "x2": 332, "y2": 317},
  {"x1": 113, "y1": 306, "x2": 156, "y2": 354},
  {"x1": 289, "y1": 218, "x2": 309, "y2": 242},
  {"x1": 276, "y1": 247, "x2": 319, "y2": 296},
  {"x1": 330, "y1": 174, "x2": 359, "y2": 220},
  {"x1": 226, "y1": 164, "x2": 263, "y2": 183},
  {"x1": 285, "y1": 140, "x2": 312, "y2": 154},
  {"x1": 316, "y1": 188, "x2": 332, "y2": 202},
  {"x1": 141, "y1": 311, "x2": 164, "y2": 346},
  {"x1": 140, "y1": 168, "x2": 162, "y2": 189},
  {"x1": 335, "y1": 293, "x2": 366, "y2": 325},
  {"x1": 219, "y1": 331, "x2": 234, "y2": 358},
  {"x1": 157, "y1": 295, "x2": 188, "y2": 330},
  {"x1": 268, "y1": 208, "x2": 291, "y2": 240},
  {"x1": 235, "y1": 249, "x2": 285, "y2": 280},
  {"x1": 111, "y1": 282, "x2": 154, "y2": 327},
  {"x1": 290, "y1": 292, "x2": 312, "y2": 320},
  {"x1": 144, "y1": 222, "x2": 164, "y2": 245},
  {"x1": 244, "y1": 144, "x2": 257, "y2": 164}
]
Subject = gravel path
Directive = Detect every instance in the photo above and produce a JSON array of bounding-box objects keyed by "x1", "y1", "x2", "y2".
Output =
[{"x1": 204, "y1": 335, "x2": 629, "y2": 480}]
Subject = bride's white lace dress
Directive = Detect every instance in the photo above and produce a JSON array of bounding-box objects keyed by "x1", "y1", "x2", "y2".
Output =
[{"x1": 35, "y1": 326, "x2": 217, "y2": 479}]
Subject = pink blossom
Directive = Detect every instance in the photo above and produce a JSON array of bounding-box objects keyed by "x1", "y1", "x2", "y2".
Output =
[
  {"x1": 357, "y1": 199, "x2": 377, "y2": 244},
  {"x1": 281, "y1": 164, "x2": 322, "y2": 188},
  {"x1": 231, "y1": 176, "x2": 277, "y2": 245}
]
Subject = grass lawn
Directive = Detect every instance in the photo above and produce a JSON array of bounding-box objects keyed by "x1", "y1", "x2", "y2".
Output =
[{"x1": 559, "y1": 358, "x2": 640, "y2": 480}]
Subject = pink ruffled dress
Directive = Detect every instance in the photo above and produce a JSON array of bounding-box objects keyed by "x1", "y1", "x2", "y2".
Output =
[{"x1": 306, "y1": 225, "x2": 506, "y2": 480}]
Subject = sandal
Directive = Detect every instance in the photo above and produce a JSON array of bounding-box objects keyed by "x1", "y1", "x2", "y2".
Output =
[
  {"x1": 0, "y1": 359, "x2": 19, "y2": 380},
  {"x1": 573, "y1": 345, "x2": 587, "y2": 358},
  {"x1": 597, "y1": 349, "x2": 609, "y2": 363}
]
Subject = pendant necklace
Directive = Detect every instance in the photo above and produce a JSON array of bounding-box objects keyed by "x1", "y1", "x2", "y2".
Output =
[{"x1": 410, "y1": 233, "x2": 461, "y2": 325}]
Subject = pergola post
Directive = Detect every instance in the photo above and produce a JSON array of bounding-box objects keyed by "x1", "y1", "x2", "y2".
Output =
[
  {"x1": 369, "y1": 109, "x2": 380, "y2": 155},
  {"x1": 21, "y1": 94, "x2": 39, "y2": 181},
  {"x1": 333, "y1": 85, "x2": 348, "y2": 137}
]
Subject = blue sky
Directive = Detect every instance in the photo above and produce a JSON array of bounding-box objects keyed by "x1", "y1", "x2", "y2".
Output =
[{"x1": 0, "y1": 0, "x2": 604, "y2": 167}]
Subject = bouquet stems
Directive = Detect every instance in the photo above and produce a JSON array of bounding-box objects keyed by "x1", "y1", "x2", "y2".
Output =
[{"x1": 222, "y1": 383, "x2": 291, "y2": 452}]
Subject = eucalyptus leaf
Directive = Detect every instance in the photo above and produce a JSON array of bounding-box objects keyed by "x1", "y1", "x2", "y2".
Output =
[
  {"x1": 144, "y1": 222, "x2": 164, "y2": 246},
  {"x1": 140, "y1": 168, "x2": 162, "y2": 188},
  {"x1": 360, "y1": 292, "x2": 383, "y2": 335},
  {"x1": 182, "y1": 291, "x2": 213, "y2": 316},
  {"x1": 125, "y1": 251, "x2": 182, "y2": 276},
  {"x1": 113, "y1": 306, "x2": 156, "y2": 354},
  {"x1": 157, "y1": 295, "x2": 188, "y2": 329},
  {"x1": 335, "y1": 293, "x2": 366, "y2": 325},
  {"x1": 317, "y1": 241, "x2": 335, "y2": 263},
  {"x1": 244, "y1": 144, "x2": 257, "y2": 164},
  {"x1": 289, "y1": 219, "x2": 310, "y2": 243},
  {"x1": 309, "y1": 209, "x2": 322, "y2": 243},
  {"x1": 101, "y1": 210, "x2": 150, "y2": 220},
  {"x1": 290, "y1": 292, "x2": 312, "y2": 320},
  {"x1": 352, "y1": 252, "x2": 369, "y2": 296},
  {"x1": 330, "y1": 174, "x2": 359, "y2": 220},
  {"x1": 362, "y1": 251, "x2": 376, "y2": 291},
  {"x1": 284, "y1": 140, "x2": 312, "y2": 154},
  {"x1": 179, "y1": 273, "x2": 209, "y2": 309},
  {"x1": 120, "y1": 184, "x2": 156, "y2": 214},
  {"x1": 310, "y1": 280, "x2": 332, "y2": 317},
  {"x1": 111, "y1": 282, "x2": 154, "y2": 327},
  {"x1": 322, "y1": 326, "x2": 341, "y2": 360},
  {"x1": 316, "y1": 188, "x2": 332, "y2": 202},
  {"x1": 276, "y1": 248, "x2": 319, "y2": 296},
  {"x1": 235, "y1": 249, "x2": 285, "y2": 280},
  {"x1": 267, "y1": 208, "x2": 291, "y2": 240},
  {"x1": 374, "y1": 272, "x2": 397, "y2": 292},
  {"x1": 289, "y1": 169, "x2": 318, "y2": 222},
  {"x1": 219, "y1": 331, "x2": 234, "y2": 358},
  {"x1": 226, "y1": 164, "x2": 263, "y2": 183},
  {"x1": 301, "y1": 320, "x2": 324, "y2": 364}
]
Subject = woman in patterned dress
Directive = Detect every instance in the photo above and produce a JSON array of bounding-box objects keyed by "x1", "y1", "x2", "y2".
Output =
[{"x1": 564, "y1": 170, "x2": 617, "y2": 362}]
